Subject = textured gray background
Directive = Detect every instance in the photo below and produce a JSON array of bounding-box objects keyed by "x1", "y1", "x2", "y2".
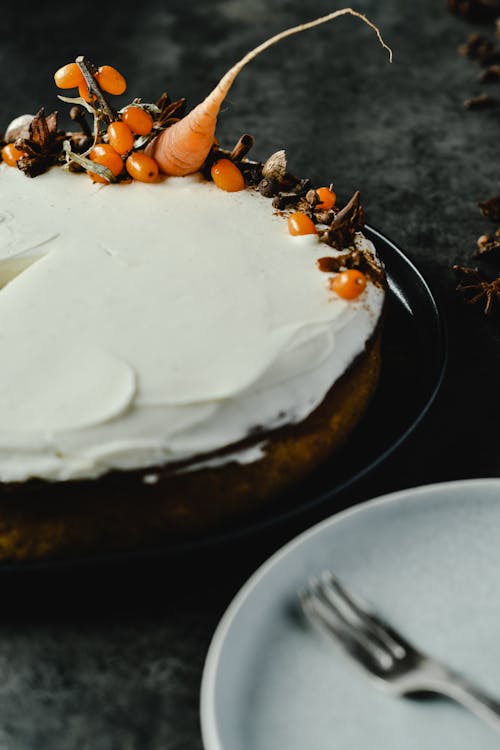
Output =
[{"x1": 1, "y1": 1, "x2": 499, "y2": 748}]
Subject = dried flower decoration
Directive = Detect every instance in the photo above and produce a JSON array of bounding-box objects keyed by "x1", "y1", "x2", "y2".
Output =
[
  {"x1": 14, "y1": 109, "x2": 66, "y2": 177},
  {"x1": 319, "y1": 191, "x2": 365, "y2": 251},
  {"x1": 454, "y1": 264, "x2": 500, "y2": 314}
]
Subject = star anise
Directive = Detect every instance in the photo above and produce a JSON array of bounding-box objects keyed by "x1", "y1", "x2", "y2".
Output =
[
  {"x1": 14, "y1": 108, "x2": 65, "y2": 177},
  {"x1": 128, "y1": 93, "x2": 187, "y2": 152},
  {"x1": 454, "y1": 264, "x2": 500, "y2": 314},
  {"x1": 154, "y1": 93, "x2": 186, "y2": 129},
  {"x1": 320, "y1": 191, "x2": 365, "y2": 251}
]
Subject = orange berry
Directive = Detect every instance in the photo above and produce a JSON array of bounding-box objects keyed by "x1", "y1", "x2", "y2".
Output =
[
  {"x1": 287, "y1": 212, "x2": 317, "y2": 236},
  {"x1": 107, "y1": 121, "x2": 134, "y2": 155},
  {"x1": 125, "y1": 152, "x2": 159, "y2": 183},
  {"x1": 121, "y1": 106, "x2": 154, "y2": 135},
  {"x1": 88, "y1": 144, "x2": 124, "y2": 183},
  {"x1": 96, "y1": 65, "x2": 127, "y2": 95},
  {"x1": 54, "y1": 62, "x2": 85, "y2": 89},
  {"x1": 210, "y1": 159, "x2": 245, "y2": 192},
  {"x1": 329, "y1": 270, "x2": 367, "y2": 300},
  {"x1": 1, "y1": 143, "x2": 25, "y2": 167},
  {"x1": 78, "y1": 79, "x2": 95, "y2": 103},
  {"x1": 316, "y1": 187, "x2": 337, "y2": 210}
]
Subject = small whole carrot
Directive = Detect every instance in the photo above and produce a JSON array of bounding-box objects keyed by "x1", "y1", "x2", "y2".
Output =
[{"x1": 151, "y1": 8, "x2": 392, "y2": 176}]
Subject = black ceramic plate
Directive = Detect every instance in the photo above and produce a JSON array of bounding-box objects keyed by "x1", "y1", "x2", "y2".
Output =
[{"x1": 0, "y1": 227, "x2": 446, "y2": 572}]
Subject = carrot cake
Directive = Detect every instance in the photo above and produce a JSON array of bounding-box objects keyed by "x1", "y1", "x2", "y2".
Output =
[{"x1": 0, "y1": 11, "x2": 391, "y2": 560}]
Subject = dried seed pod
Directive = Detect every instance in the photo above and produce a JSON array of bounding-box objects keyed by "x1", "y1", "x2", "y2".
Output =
[
  {"x1": 305, "y1": 188, "x2": 320, "y2": 207},
  {"x1": 258, "y1": 177, "x2": 280, "y2": 197},
  {"x1": 4, "y1": 114, "x2": 33, "y2": 143},
  {"x1": 262, "y1": 150, "x2": 287, "y2": 182}
]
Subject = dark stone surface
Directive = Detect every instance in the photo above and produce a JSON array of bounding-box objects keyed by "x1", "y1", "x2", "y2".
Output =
[{"x1": 0, "y1": 1, "x2": 499, "y2": 748}]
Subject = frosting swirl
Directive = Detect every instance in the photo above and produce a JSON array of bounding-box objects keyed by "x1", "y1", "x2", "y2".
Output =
[{"x1": 0, "y1": 166, "x2": 384, "y2": 482}]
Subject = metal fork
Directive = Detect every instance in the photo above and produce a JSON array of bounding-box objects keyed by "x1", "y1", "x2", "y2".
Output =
[{"x1": 300, "y1": 571, "x2": 500, "y2": 733}]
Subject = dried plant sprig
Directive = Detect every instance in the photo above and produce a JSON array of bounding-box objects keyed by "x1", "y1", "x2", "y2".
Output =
[
  {"x1": 454, "y1": 264, "x2": 500, "y2": 315},
  {"x1": 62, "y1": 140, "x2": 116, "y2": 183},
  {"x1": 76, "y1": 56, "x2": 115, "y2": 123},
  {"x1": 57, "y1": 94, "x2": 96, "y2": 116}
]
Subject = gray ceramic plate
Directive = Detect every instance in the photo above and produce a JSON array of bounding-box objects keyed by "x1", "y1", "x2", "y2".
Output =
[{"x1": 201, "y1": 479, "x2": 500, "y2": 750}]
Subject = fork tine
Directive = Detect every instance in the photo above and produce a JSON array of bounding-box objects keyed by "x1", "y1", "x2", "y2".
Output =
[
  {"x1": 301, "y1": 581, "x2": 393, "y2": 673},
  {"x1": 300, "y1": 589, "x2": 386, "y2": 676},
  {"x1": 322, "y1": 572, "x2": 410, "y2": 659}
]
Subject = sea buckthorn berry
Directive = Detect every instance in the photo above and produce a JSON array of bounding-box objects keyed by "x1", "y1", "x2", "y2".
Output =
[
  {"x1": 1, "y1": 143, "x2": 25, "y2": 167},
  {"x1": 88, "y1": 144, "x2": 124, "y2": 183},
  {"x1": 210, "y1": 159, "x2": 245, "y2": 192},
  {"x1": 287, "y1": 212, "x2": 317, "y2": 236},
  {"x1": 107, "y1": 121, "x2": 134, "y2": 155},
  {"x1": 78, "y1": 79, "x2": 94, "y2": 103},
  {"x1": 122, "y1": 106, "x2": 154, "y2": 135},
  {"x1": 329, "y1": 269, "x2": 367, "y2": 300},
  {"x1": 125, "y1": 152, "x2": 159, "y2": 183},
  {"x1": 96, "y1": 65, "x2": 127, "y2": 96},
  {"x1": 54, "y1": 62, "x2": 85, "y2": 89},
  {"x1": 316, "y1": 187, "x2": 336, "y2": 210}
]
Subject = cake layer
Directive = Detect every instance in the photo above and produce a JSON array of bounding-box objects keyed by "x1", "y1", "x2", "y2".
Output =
[{"x1": 0, "y1": 165, "x2": 384, "y2": 482}]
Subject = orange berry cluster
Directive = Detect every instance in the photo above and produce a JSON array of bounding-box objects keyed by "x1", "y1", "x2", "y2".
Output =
[
  {"x1": 287, "y1": 187, "x2": 366, "y2": 300},
  {"x1": 87, "y1": 107, "x2": 157, "y2": 184},
  {"x1": 54, "y1": 62, "x2": 126, "y2": 103},
  {"x1": 53, "y1": 61, "x2": 159, "y2": 184}
]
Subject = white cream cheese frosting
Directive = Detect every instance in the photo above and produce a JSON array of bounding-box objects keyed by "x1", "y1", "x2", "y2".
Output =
[{"x1": 0, "y1": 164, "x2": 384, "y2": 482}]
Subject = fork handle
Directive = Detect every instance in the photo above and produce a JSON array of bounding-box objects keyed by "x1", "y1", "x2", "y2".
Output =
[{"x1": 428, "y1": 669, "x2": 500, "y2": 733}]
